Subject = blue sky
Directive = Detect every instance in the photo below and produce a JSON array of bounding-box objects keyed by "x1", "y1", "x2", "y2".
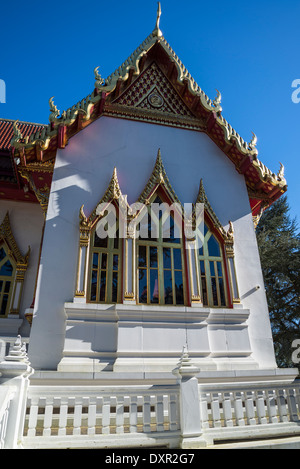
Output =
[{"x1": 0, "y1": 0, "x2": 299, "y2": 226}]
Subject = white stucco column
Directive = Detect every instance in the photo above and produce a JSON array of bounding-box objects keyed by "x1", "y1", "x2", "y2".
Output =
[{"x1": 173, "y1": 347, "x2": 207, "y2": 448}]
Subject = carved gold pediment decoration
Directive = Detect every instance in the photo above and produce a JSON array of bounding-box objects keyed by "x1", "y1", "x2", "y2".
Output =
[{"x1": 114, "y1": 62, "x2": 195, "y2": 118}]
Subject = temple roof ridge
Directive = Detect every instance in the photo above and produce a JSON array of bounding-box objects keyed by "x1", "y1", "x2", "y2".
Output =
[{"x1": 6, "y1": 4, "x2": 287, "y2": 219}]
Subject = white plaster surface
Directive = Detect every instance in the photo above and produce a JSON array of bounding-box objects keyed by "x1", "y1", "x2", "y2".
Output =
[{"x1": 27, "y1": 117, "x2": 276, "y2": 371}]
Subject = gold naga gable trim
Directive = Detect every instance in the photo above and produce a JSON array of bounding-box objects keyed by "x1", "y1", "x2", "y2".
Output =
[
  {"x1": 0, "y1": 212, "x2": 30, "y2": 267},
  {"x1": 79, "y1": 166, "x2": 128, "y2": 234}
]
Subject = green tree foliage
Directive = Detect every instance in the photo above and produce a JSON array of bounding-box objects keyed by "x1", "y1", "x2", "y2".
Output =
[{"x1": 256, "y1": 195, "x2": 300, "y2": 368}]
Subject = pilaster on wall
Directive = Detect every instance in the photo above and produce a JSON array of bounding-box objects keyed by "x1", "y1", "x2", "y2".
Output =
[{"x1": 123, "y1": 225, "x2": 136, "y2": 304}]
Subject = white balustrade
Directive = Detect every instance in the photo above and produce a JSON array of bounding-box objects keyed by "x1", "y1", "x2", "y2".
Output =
[
  {"x1": 199, "y1": 383, "x2": 300, "y2": 432},
  {"x1": 22, "y1": 386, "x2": 180, "y2": 447}
]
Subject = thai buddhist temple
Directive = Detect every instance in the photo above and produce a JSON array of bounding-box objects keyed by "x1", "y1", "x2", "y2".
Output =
[{"x1": 0, "y1": 4, "x2": 299, "y2": 450}]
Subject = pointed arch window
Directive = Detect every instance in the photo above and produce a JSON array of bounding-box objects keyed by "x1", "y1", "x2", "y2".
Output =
[
  {"x1": 194, "y1": 180, "x2": 240, "y2": 308},
  {"x1": 0, "y1": 246, "x2": 15, "y2": 316},
  {"x1": 88, "y1": 220, "x2": 122, "y2": 304},
  {"x1": 76, "y1": 168, "x2": 124, "y2": 304},
  {"x1": 0, "y1": 212, "x2": 30, "y2": 318},
  {"x1": 198, "y1": 223, "x2": 228, "y2": 307},
  {"x1": 136, "y1": 195, "x2": 186, "y2": 306}
]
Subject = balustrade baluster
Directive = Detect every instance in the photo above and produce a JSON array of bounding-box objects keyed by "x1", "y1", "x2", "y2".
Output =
[
  {"x1": 116, "y1": 396, "x2": 124, "y2": 434},
  {"x1": 277, "y1": 389, "x2": 288, "y2": 423},
  {"x1": 143, "y1": 396, "x2": 151, "y2": 433},
  {"x1": 256, "y1": 390, "x2": 267, "y2": 425},
  {"x1": 169, "y1": 393, "x2": 178, "y2": 431},
  {"x1": 266, "y1": 389, "x2": 278, "y2": 424},
  {"x1": 199, "y1": 393, "x2": 210, "y2": 429},
  {"x1": 286, "y1": 387, "x2": 299, "y2": 422},
  {"x1": 222, "y1": 392, "x2": 233, "y2": 427},
  {"x1": 73, "y1": 398, "x2": 83, "y2": 435},
  {"x1": 102, "y1": 396, "x2": 111, "y2": 434},
  {"x1": 295, "y1": 386, "x2": 300, "y2": 411},
  {"x1": 211, "y1": 393, "x2": 221, "y2": 428},
  {"x1": 87, "y1": 397, "x2": 97, "y2": 435},
  {"x1": 43, "y1": 397, "x2": 54, "y2": 436},
  {"x1": 156, "y1": 394, "x2": 164, "y2": 432},
  {"x1": 57, "y1": 397, "x2": 68, "y2": 436},
  {"x1": 233, "y1": 391, "x2": 245, "y2": 426},
  {"x1": 27, "y1": 396, "x2": 39, "y2": 437},
  {"x1": 129, "y1": 396, "x2": 138, "y2": 433},
  {"x1": 245, "y1": 391, "x2": 256, "y2": 425}
]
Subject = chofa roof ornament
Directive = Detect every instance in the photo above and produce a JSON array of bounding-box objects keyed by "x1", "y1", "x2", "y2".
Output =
[
  {"x1": 213, "y1": 89, "x2": 222, "y2": 113},
  {"x1": 94, "y1": 66, "x2": 104, "y2": 89},
  {"x1": 49, "y1": 97, "x2": 60, "y2": 122},
  {"x1": 248, "y1": 131, "x2": 257, "y2": 152},
  {"x1": 11, "y1": 120, "x2": 23, "y2": 147}
]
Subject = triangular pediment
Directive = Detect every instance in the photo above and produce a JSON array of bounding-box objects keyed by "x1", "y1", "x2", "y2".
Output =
[{"x1": 113, "y1": 62, "x2": 194, "y2": 119}]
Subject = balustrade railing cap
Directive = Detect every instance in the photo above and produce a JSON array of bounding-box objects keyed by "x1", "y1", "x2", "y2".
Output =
[
  {"x1": 0, "y1": 335, "x2": 33, "y2": 378},
  {"x1": 172, "y1": 345, "x2": 200, "y2": 378}
]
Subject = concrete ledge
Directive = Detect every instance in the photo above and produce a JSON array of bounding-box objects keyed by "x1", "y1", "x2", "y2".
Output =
[{"x1": 206, "y1": 436, "x2": 300, "y2": 449}]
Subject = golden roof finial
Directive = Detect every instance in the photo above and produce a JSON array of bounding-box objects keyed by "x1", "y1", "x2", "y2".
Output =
[{"x1": 153, "y1": 2, "x2": 162, "y2": 37}]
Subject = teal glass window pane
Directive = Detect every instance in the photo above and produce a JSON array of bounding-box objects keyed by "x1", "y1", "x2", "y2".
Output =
[
  {"x1": 91, "y1": 271, "x2": 98, "y2": 301},
  {"x1": 0, "y1": 260, "x2": 13, "y2": 276},
  {"x1": 138, "y1": 245, "x2": 146, "y2": 267},
  {"x1": 163, "y1": 216, "x2": 180, "y2": 243},
  {"x1": 175, "y1": 271, "x2": 184, "y2": 305},
  {"x1": 200, "y1": 260, "x2": 205, "y2": 276},
  {"x1": 216, "y1": 261, "x2": 223, "y2": 277},
  {"x1": 164, "y1": 270, "x2": 173, "y2": 304},
  {"x1": 114, "y1": 231, "x2": 119, "y2": 250},
  {"x1": 92, "y1": 253, "x2": 98, "y2": 269},
  {"x1": 150, "y1": 270, "x2": 159, "y2": 303},
  {"x1": 149, "y1": 246, "x2": 158, "y2": 268},
  {"x1": 201, "y1": 277, "x2": 208, "y2": 305},
  {"x1": 211, "y1": 278, "x2": 218, "y2": 305},
  {"x1": 112, "y1": 272, "x2": 118, "y2": 303},
  {"x1": 0, "y1": 295, "x2": 8, "y2": 315},
  {"x1": 99, "y1": 271, "x2": 106, "y2": 302},
  {"x1": 173, "y1": 249, "x2": 182, "y2": 270},
  {"x1": 101, "y1": 253, "x2": 107, "y2": 270},
  {"x1": 208, "y1": 235, "x2": 220, "y2": 257},
  {"x1": 219, "y1": 277, "x2": 226, "y2": 306},
  {"x1": 94, "y1": 231, "x2": 108, "y2": 248},
  {"x1": 113, "y1": 254, "x2": 118, "y2": 270},
  {"x1": 163, "y1": 247, "x2": 171, "y2": 269},
  {"x1": 139, "y1": 269, "x2": 147, "y2": 303}
]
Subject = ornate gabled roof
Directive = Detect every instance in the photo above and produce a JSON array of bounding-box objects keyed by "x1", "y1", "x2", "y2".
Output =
[{"x1": 7, "y1": 3, "x2": 287, "y2": 219}]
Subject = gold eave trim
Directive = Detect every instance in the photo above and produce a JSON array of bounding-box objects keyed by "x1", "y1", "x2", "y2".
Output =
[{"x1": 103, "y1": 103, "x2": 205, "y2": 131}]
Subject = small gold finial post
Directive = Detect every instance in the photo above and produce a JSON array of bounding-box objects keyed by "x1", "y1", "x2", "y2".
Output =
[{"x1": 153, "y1": 2, "x2": 162, "y2": 37}]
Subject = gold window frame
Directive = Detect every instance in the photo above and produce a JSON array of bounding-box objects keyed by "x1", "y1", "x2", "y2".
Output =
[
  {"x1": 194, "y1": 180, "x2": 240, "y2": 307},
  {"x1": 75, "y1": 150, "x2": 240, "y2": 308},
  {"x1": 87, "y1": 219, "x2": 122, "y2": 304},
  {"x1": 198, "y1": 225, "x2": 228, "y2": 307},
  {"x1": 136, "y1": 192, "x2": 187, "y2": 306}
]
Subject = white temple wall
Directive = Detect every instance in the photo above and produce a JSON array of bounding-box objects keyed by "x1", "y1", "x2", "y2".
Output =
[{"x1": 28, "y1": 116, "x2": 276, "y2": 370}]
